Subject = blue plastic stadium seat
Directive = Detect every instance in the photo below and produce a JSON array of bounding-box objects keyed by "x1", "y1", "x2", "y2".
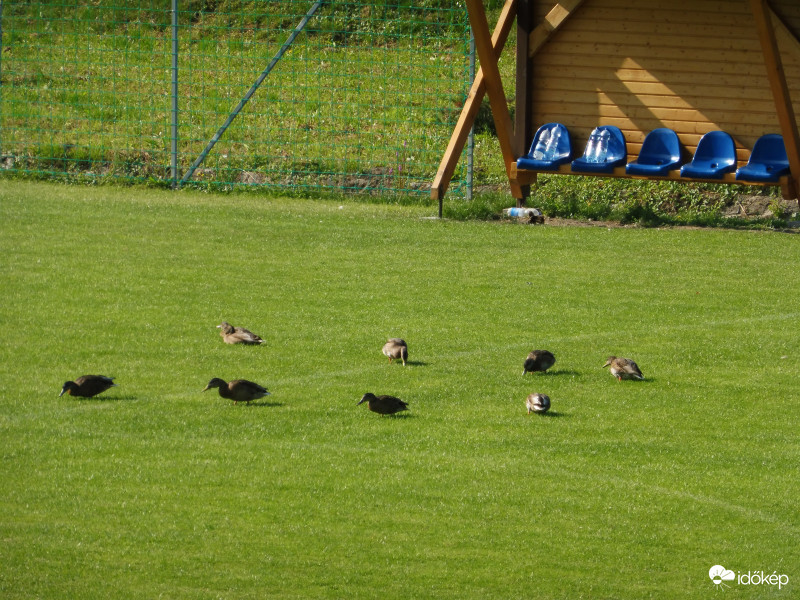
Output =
[
  {"x1": 516, "y1": 123, "x2": 572, "y2": 171},
  {"x1": 680, "y1": 131, "x2": 737, "y2": 179},
  {"x1": 735, "y1": 134, "x2": 790, "y2": 183},
  {"x1": 570, "y1": 126, "x2": 627, "y2": 174},
  {"x1": 625, "y1": 128, "x2": 682, "y2": 176}
]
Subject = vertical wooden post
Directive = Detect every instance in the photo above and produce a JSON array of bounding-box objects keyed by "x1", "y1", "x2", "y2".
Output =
[
  {"x1": 750, "y1": 0, "x2": 800, "y2": 199},
  {"x1": 514, "y1": 0, "x2": 534, "y2": 206},
  {"x1": 465, "y1": 0, "x2": 523, "y2": 199}
]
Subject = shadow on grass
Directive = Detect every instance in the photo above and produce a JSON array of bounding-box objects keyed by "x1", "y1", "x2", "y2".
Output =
[
  {"x1": 540, "y1": 369, "x2": 581, "y2": 377},
  {"x1": 530, "y1": 410, "x2": 569, "y2": 418},
  {"x1": 66, "y1": 395, "x2": 136, "y2": 402},
  {"x1": 235, "y1": 401, "x2": 284, "y2": 408},
  {"x1": 372, "y1": 412, "x2": 415, "y2": 419},
  {"x1": 405, "y1": 360, "x2": 428, "y2": 367}
]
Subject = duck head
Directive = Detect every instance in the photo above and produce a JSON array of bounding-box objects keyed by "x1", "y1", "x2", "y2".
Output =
[
  {"x1": 59, "y1": 381, "x2": 77, "y2": 397},
  {"x1": 217, "y1": 322, "x2": 235, "y2": 334},
  {"x1": 203, "y1": 378, "x2": 226, "y2": 392},
  {"x1": 357, "y1": 393, "x2": 377, "y2": 406}
]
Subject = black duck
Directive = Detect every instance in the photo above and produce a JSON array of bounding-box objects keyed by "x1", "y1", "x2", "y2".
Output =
[{"x1": 59, "y1": 375, "x2": 117, "y2": 398}]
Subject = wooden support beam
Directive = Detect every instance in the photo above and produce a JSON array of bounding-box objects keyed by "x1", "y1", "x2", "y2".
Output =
[
  {"x1": 750, "y1": 0, "x2": 800, "y2": 199},
  {"x1": 464, "y1": 0, "x2": 521, "y2": 199},
  {"x1": 431, "y1": 0, "x2": 586, "y2": 205},
  {"x1": 431, "y1": 0, "x2": 517, "y2": 204},
  {"x1": 528, "y1": 0, "x2": 586, "y2": 57}
]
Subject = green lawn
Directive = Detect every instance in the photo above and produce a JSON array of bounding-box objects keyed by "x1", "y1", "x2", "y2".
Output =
[{"x1": 1, "y1": 180, "x2": 798, "y2": 599}]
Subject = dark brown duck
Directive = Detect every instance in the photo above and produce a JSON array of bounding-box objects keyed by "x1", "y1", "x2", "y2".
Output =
[
  {"x1": 203, "y1": 378, "x2": 271, "y2": 404},
  {"x1": 357, "y1": 393, "x2": 408, "y2": 415},
  {"x1": 59, "y1": 375, "x2": 117, "y2": 398},
  {"x1": 523, "y1": 350, "x2": 556, "y2": 375}
]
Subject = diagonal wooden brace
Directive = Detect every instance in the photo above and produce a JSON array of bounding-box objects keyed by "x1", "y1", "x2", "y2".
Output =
[
  {"x1": 433, "y1": 1, "x2": 587, "y2": 205},
  {"x1": 431, "y1": 0, "x2": 518, "y2": 203},
  {"x1": 465, "y1": 0, "x2": 522, "y2": 199}
]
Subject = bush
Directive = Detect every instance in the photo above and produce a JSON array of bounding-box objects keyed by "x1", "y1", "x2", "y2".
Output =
[{"x1": 443, "y1": 175, "x2": 786, "y2": 229}]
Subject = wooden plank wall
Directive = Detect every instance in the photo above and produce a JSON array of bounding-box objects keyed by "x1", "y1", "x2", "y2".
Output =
[{"x1": 527, "y1": 0, "x2": 800, "y2": 165}]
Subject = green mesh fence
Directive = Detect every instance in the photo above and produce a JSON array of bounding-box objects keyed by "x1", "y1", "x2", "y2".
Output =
[{"x1": 0, "y1": 1, "x2": 472, "y2": 196}]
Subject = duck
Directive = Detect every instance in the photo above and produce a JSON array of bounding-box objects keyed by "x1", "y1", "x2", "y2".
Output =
[
  {"x1": 217, "y1": 321, "x2": 264, "y2": 345},
  {"x1": 357, "y1": 392, "x2": 408, "y2": 415},
  {"x1": 203, "y1": 378, "x2": 271, "y2": 404},
  {"x1": 523, "y1": 350, "x2": 556, "y2": 375},
  {"x1": 602, "y1": 356, "x2": 644, "y2": 381},
  {"x1": 526, "y1": 393, "x2": 551, "y2": 414},
  {"x1": 382, "y1": 338, "x2": 408, "y2": 366},
  {"x1": 59, "y1": 375, "x2": 117, "y2": 398}
]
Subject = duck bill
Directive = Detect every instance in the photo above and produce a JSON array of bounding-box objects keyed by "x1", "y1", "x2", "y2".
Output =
[
  {"x1": 202, "y1": 385, "x2": 211, "y2": 392},
  {"x1": 58, "y1": 388, "x2": 67, "y2": 397}
]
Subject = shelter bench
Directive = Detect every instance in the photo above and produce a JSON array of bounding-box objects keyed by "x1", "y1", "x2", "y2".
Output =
[{"x1": 512, "y1": 125, "x2": 794, "y2": 200}]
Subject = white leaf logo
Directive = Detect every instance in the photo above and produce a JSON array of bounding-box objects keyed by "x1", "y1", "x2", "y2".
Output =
[{"x1": 709, "y1": 565, "x2": 735, "y2": 588}]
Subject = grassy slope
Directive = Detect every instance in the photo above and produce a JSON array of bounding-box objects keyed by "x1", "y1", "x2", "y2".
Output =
[{"x1": 0, "y1": 181, "x2": 798, "y2": 599}]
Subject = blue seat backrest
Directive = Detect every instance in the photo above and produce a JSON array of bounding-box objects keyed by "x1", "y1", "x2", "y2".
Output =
[
  {"x1": 693, "y1": 131, "x2": 736, "y2": 164},
  {"x1": 749, "y1": 134, "x2": 788, "y2": 166},
  {"x1": 527, "y1": 122, "x2": 571, "y2": 161},
  {"x1": 579, "y1": 125, "x2": 626, "y2": 162},
  {"x1": 639, "y1": 128, "x2": 680, "y2": 164}
]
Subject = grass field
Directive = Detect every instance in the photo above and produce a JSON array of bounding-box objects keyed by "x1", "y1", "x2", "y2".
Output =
[
  {"x1": 1, "y1": 180, "x2": 798, "y2": 599},
  {"x1": 1, "y1": 4, "x2": 476, "y2": 192}
]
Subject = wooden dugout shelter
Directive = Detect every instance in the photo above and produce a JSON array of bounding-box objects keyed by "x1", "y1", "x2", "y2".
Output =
[{"x1": 432, "y1": 0, "x2": 800, "y2": 211}]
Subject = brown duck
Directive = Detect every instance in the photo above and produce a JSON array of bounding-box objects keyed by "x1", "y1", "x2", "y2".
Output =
[
  {"x1": 526, "y1": 393, "x2": 551, "y2": 414},
  {"x1": 203, "y1": 378, "x2": 271, "y2": 404},
  {"x1": 523, "y1": 350, "x2": 556, "y2": 375},
  {"x1": 357, "y1": 393, "x2": 408, "y2": 415},
  {"x1": 59, "y1": 375, "x2": 117, "y2": 398},
  {"x1": 602, "y1": 356, "x2": 644, "y2": 381},
  {"x1": 217, "y1": 321, "x2": 264, "y2": 345},
  {"x1": 382, "y1": 338, "x2": 408, "y2": 366}
]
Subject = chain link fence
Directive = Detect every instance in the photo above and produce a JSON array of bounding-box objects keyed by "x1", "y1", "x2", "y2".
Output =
[{"x1": 0, "y1": 1, "x2": 474, "y2": 197}]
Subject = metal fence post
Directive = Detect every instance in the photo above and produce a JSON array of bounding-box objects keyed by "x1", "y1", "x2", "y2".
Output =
[
  {"x1": 0, "y1": 0, "x2": 4, "y2": 158},
  {"x1": 467, "y1": 27, "x2": 475, "y2": 201},
  {"x1": 171, "y1": 0, "x2": 179, "y2": 188}
]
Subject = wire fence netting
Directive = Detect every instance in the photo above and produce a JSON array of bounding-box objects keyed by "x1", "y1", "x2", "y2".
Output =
[{"x1": 0, "y1": 1, "x2": 473, "y2": 196}]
